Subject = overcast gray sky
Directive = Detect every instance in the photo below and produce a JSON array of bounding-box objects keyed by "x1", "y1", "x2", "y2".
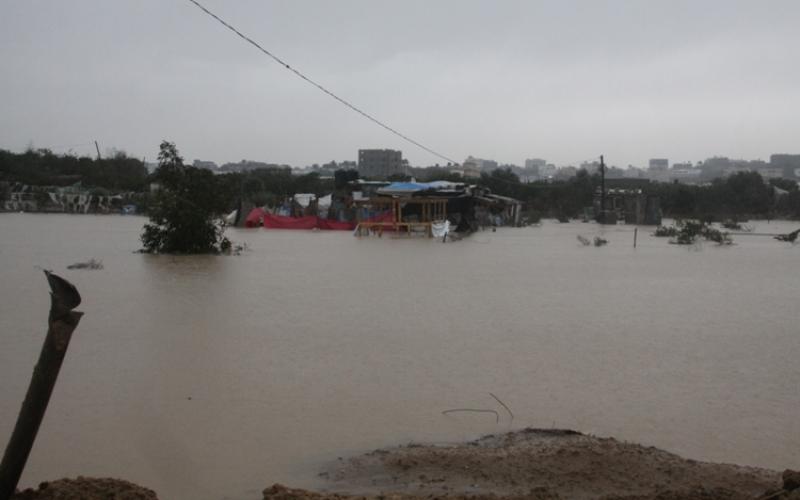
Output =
[{"x1": 2, "y1": 1, "x2": 798, "y2": 168}]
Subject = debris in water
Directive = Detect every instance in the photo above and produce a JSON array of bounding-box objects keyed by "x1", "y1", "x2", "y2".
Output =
[
  {"x1": 721, "y1": 219, "x2": 753, "y2": 232},
  {"x1": 66, "y1": 258, "x2": 103, "y2": 270},
  {"x1": 774, "y1": 229, "x2": 800, "y2": 243},
  {"x1": 593, "y1": 237, "x2": 608, "y2": 247},
  {"x1": 576, "y1": 235, "x2": 591, "y2": 246}
]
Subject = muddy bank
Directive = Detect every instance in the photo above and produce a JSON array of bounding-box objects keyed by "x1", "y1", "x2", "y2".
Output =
[
  {"x1": 9, "y1": 430, "x2": 797, "y2": 500},
  {"x1": 12, "y1": 477, "x2": 158, "y2": 500},
  {"x1": 267, "y1": 429, "x2": 791, "y2": 500}
]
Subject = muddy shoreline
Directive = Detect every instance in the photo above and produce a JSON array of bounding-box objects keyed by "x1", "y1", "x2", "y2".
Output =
[
  {"x1": 305, "y1": 429, "x2": 785, "y2": 500},
  {"x1": 13, "y1": 429, "x2": 799, "y2": 500}
]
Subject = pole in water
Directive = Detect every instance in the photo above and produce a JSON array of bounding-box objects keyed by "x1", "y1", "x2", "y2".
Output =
[{"x1": 634, "y1": 227, "x2": 638, "y2": 248}]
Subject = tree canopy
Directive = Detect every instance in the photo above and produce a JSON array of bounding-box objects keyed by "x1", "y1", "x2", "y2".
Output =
[
  {"x1": 0, "y1": 147, "x2": 147, "y2": 191},
  {"x1": 141, "y1": 141, "x2": 230, "y2": 254}
]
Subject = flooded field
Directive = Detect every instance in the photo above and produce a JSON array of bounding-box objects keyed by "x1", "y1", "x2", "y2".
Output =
[{"x1": 0, "y1": 214, "x2": 798, "y2": 499}]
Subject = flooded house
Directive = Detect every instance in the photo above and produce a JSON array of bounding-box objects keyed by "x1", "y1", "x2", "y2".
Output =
[
  {"x1": 591, "y1": 187, "x2": 662, "y2": 225},
  {"x1": 242, "y1": 179, "x2": 523, "y2": 237},
  {"x1": 352, "y1": 181, "x2": 523, "y2": 236},
  {"x1": 474, "y1": 191, "x2": 523, "y2": 227},
  {"x1": 352, "y1": 181, "x2": 456, "y2": 236}
]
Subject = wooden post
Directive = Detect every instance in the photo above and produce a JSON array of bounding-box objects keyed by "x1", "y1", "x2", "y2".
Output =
[
  {"x1": 0, "y1": 272, "x2": 83, "y2": 499},
  {"x1": 634, "y1": 228, "x2": 638, "y2": 248}
]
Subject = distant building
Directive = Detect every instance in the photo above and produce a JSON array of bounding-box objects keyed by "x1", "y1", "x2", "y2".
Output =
[
  {"x1": 463, "y1": 156, "x2": 498, "y2": 172},
  {"x1": 219, "y1": 160, "x2": 290, "y2": 173},
  {"x1": 667, "y1": 169, "x2": 702, "y2": 183},
  {"x1": 524, "y1": 158, "x2": 546, "y2": 173},
  {"x1": 555, "y1": 166, "x2": 578, "y2": 179},
  {"x1": 453, "y1": 163, "x2": 481, "y2": 179},
  {"x1": 192, "y1": 160, "x2": 219, "y2": 171},
  {"x1": 758, "y1": 166, "x2": 785, "y2": 180},
  {"x1": 624, "y1": 166, "x2": 645, "y2": 178},
  {"x1": 358, "y1": 149, "x2": 404, "y2": 179},
  {"x1": 770, "y1": 154, "x2": 800, "y2": 179},
  {"x1": 648, "y1": 158, "x2": 669, "y2": 171},
  {"x1": 462, "y1": 157, "x2": 479, "y2": 170},
  {"x1": 539, "y1": 164, "x2": 558, "y2": 179},
  {"x1": 580, "y1": 160, "x2": 600, "y2": 175}
]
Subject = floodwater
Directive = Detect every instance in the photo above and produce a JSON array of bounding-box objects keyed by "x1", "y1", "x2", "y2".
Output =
[{"x1": 0, "y1": 213, "x2": 798, "y2": 499}]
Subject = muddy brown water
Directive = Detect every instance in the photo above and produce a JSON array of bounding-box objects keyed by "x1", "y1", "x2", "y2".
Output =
[{"x1": 0, "y1": 213, "x2": 798, "y2": 500}]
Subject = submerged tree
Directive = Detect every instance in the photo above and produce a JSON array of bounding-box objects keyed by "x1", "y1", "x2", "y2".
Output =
[{"x1": 141, "y1": 141, "x2": 229, "y2": 254}]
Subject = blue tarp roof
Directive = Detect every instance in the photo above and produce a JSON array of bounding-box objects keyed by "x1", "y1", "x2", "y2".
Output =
[
  {"x1": 380, "y1": 182, "x2": 432, "y2": 192},
  {"x1": 376, "y1": 181, "x2": 468, "y2": 196}
]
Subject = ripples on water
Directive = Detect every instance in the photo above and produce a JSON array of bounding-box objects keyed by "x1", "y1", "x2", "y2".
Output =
[{"x1": 0, "y1": 214, "x2": 798, "y2": 499}]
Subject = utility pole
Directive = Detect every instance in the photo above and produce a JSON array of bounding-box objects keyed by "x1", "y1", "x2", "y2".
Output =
[
  {"x1": 599, "y1": 155, "x2": 606, "y2": 223},
  {"x1": 94, "y1": 141, "x2": 101, "y2": 160}
]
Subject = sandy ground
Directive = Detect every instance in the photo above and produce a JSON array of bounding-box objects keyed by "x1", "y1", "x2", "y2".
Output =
[{"x1": 11, "y1": 430, "x2": 799, "y2": 500}]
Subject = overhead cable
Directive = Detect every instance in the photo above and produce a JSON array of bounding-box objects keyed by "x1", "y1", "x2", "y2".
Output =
[{"x1": 186, "y1": 0, "x2": 458, "y2": 164}]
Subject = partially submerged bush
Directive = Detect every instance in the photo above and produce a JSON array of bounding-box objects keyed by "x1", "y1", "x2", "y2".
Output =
[
  {"x1": 666, "y1": 219, "x2": 733, "y2": 245},
  {"x1": 654, "y1": 225, "x2": 678, "y2": 237},
  {"x1": 721, "y1": 219, "x2": 743, "y2": 230},
  {"x1": 704, "y1": 227, "x2": 733, "y2": 245}
]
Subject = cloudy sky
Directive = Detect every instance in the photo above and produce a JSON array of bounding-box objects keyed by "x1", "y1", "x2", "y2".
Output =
[{"x1": 2, "y1": 1, "x2": 799, "y2": 168}]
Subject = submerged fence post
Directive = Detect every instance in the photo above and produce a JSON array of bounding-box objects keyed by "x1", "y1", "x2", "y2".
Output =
[
  {"x1": 0, "y1": 271, "x2": 83, "y2": 500},
  {"x1": 633, "y1": 228, "x2": 638, "y2": 248}
]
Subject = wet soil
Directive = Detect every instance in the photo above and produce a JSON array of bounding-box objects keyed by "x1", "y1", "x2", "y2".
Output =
[
  {"x1": 12, "y1": 477, "x2": 158, "y2": 500},
  {"x1": 11, "y1": 430, "x2": 794, "y2": 500},
  {"x1": 268, "y1": 429, "x2": 785, "y2": 500}
]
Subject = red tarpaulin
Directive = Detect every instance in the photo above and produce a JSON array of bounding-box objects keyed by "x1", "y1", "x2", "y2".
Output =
[
  {"x1": 317, "y1": 218, "x2": 356, "y2": 230},
  {"x1": 263, "y1": 213, "x2": 319, "y2": 229},
  {"x1": 244, "y1": 207, "x2": 266, "y2": 228},
  {"x1": 249, "y1": 211, "x2": 360, "y2": 230}
]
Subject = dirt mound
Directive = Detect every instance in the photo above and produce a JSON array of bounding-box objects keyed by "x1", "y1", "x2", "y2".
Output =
[
  {"x1": 271, "y1": 429, "x2": 783, "y2": 500},
  {"x1": 12, "y1": 477, "x2": 158, "y2": 500}
]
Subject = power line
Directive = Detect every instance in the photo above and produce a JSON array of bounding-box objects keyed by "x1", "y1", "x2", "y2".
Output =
[{"x1": 185, "y1": 0, "x2": 458, "y2": 165}]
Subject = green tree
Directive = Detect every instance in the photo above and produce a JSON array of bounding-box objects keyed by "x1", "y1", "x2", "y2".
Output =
[
  {"x1": 479, "y1": 168, "x2": 523, "y2": 199},
  {"x1": 334, "y1": 169, "x2": 359, "y2": 189},
  {"x1": 769, "y1": 178, "x2": 799, "y2": 192},
  {"x1": 141, "y1": 141, "x2": 229, "y2": 254},
  {"x1": 0, "y1": 147, "x2": 147, "y2": 191}
]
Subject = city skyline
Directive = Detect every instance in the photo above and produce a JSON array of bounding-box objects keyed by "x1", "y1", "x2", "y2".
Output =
[{"x1": 2, "y1": 1, "x2": 798, "y2": 168}]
